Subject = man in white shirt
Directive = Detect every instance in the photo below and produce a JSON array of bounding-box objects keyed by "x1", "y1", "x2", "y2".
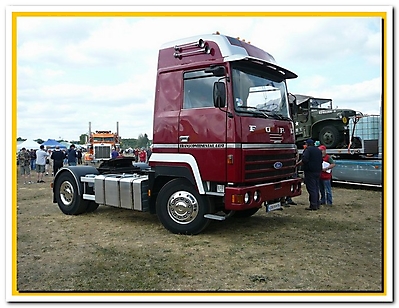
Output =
[{"x1": 35, "y1": 144, "x2": 49, "y2": 183}]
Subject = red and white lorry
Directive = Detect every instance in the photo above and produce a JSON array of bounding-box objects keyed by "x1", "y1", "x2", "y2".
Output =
[{"x1": 52, "y1": 33, "x2": 302, "y2": 234}]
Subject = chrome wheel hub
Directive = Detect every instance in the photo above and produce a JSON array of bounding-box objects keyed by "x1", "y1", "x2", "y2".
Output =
[
  {"x1": 167, "y1": 191, "x2": 199, "y2": 224},
  {"x1": 60, "y1": 180, "x2": 74, "y2": 206}
]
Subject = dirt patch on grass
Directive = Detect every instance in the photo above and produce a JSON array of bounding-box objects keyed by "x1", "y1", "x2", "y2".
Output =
[{"x1": 15, "y1": 174, "x2": 384, "y2": 295}]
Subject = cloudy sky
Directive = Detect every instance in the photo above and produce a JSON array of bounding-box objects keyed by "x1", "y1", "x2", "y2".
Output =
[{"x1": 13, "y1": 6, "x2": 387, "y2": 143}]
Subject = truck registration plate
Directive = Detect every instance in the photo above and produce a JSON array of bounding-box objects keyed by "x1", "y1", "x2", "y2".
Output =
[{"x1": 266, "y1": 202, "x2": 281, "y2": 212}]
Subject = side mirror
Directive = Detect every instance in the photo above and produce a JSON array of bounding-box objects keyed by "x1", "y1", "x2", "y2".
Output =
[
  {"x1": 288, "y1": 93, "x2": 297, "y2": 116},
  {"x1": 213, "y1": 81, "x2": 226, "y2": 108}
]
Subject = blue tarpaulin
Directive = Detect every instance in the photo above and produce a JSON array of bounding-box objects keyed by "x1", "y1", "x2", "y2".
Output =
[{"x1": 41, "y1": 139, "x2": 67, "y2": 149}]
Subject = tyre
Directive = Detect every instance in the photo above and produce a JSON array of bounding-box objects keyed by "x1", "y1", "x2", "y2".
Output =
[
  {"x1": 319, "y1": 125, "x2": 340, "y2": 149},
  {"x1": 156, "y1": 178, "x2": 212, "y2": 234},
  {"x1": 54, "y1": 172, "x2": 88, "y2": 215},
  {"x1": 85, "y1": 201, "x2": 99, "y2": 213}
]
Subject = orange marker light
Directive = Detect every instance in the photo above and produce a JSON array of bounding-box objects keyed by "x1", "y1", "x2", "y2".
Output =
[{"x1": 232, "y1": 194, "x2": 244, "y2": 204}]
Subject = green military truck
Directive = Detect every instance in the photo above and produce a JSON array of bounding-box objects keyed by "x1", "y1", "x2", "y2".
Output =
[{"x1": 289, "y1": 93, "x2": 364, "y2": 150}]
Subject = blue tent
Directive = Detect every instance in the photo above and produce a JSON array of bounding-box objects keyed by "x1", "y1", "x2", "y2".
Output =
[{"x1": 41, "y1": 139, "x2": 67, "y2": 149}]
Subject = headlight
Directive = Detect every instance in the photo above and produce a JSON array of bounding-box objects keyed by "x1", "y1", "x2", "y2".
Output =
[
  {"x1": 244, "y1": 192, "x2": 251, "y2": 204},
  {"x1": 342, "y1": 117, "x2": 348, "y2": 124},
  {"x1": 254, "y1": 190, "x2": 260, "y2": 202}
]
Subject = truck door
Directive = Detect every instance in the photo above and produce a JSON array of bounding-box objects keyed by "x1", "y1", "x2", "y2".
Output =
[
  {"x1": 178, "y1": 70, "x2": 227, "y2": 184},
  {"x1": 296, "y1": 100, "x2": 312, "y2": 139}
]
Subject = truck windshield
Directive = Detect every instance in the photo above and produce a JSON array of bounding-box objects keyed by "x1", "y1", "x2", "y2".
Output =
[
  {"x1": 93, "y1": 137, "x2": 114, "y2": 142},
  {"x1": 232, "y1": 66, "x2": 290, "y2": 120},
  {"x1": 311, "y1": 99, "x2": 332, "y2": 109}
]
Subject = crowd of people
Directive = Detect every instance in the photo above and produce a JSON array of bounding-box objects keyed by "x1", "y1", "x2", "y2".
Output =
[
  {"x1": 110, "y1": 147, "x2": 152, "y2": 163},
  {"x1": 17, "y1": 144, "x2": 84, "y2": 184},
  {"x1": 17, "y1": 144, "x2": 153, "y2": 185}
]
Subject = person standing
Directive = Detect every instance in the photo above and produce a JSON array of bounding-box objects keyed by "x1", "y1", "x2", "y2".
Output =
[
  {"x1": 29, "y1": 149, "x2": 36, "y2": 171},
  {"x1": 63, "y1": 149, "x2": 68, "y2": 166},
  {"x1": 35, "y1": 144, "x2": 48, "y2": 183},
  {"x1": 18, "y1": 147, "x2": 32, "y2": 184},
  {"x1": 67, "y1": 144, "x2": 78, "y2": 166},
  {"x1": 297, "y1": 139, "x2": 322, "y2": 211},
  {"x1": 77, "y1": 149, "x2": 83, "y2": 164},
  {"x1": 318, "y1": 145, "x2": 336, "y2": 206},
  {"x1": 51, "y1": 145, "x2": 66, "y2": 175},
  {"x1": 134, "y1": 148, "x2": 139, "y2": 162},
  {"x1": 111, "y1": 148, "x2": 119, "y2": 159},
  {"x1": 139, "y1": 148, "x2": 147, "y2": 163},
  {"x1": 45, "y1": 149, "x2": 52, "y2": 175}
]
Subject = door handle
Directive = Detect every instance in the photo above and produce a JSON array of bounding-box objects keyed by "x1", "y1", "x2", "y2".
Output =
[{"x1": 179, "y1": 136, "x2": 189, "y2": 143}]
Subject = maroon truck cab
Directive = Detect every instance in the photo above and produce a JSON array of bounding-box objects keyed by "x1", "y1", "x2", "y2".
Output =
[
  {"x1": 149, "y1": 33, "x2": 301, "y2": 220},
  {"x1": 52, "y1": 33, "x2": 303, "y2": 235}
]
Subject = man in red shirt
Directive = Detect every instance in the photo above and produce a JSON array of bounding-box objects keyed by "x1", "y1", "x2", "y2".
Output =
[
  {"x1": 139, "y1": 149, "x2": 147, "y2": 163},
  {"x1": 318, "y1": 145, "x2": 336, "y2": 206}
]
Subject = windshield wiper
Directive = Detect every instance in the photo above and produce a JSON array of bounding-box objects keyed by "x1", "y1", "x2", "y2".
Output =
[
  {"x1": 237, "y1": 106, "x2": 269, "y2": 118},
  {"x1": 238, "y1": 106, "x2": 257, "y2": 110},
  {"x1": 258, "y1": 109, "x2": 291, "y2": 120}
]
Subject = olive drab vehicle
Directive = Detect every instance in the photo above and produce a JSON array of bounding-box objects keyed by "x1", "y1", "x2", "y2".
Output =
[{"x1": 289, "y1": 93, "x2": 363, "y2": 150}]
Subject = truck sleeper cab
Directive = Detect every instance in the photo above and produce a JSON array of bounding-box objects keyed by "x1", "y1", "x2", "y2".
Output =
[{"x1": 52, "y1": 33, "x2": 302, "y2": 235}]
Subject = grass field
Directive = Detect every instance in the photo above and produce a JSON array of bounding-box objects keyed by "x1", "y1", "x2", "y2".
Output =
[{"x1": 14, "y1": 174, "x2": 385, "y2": 300}]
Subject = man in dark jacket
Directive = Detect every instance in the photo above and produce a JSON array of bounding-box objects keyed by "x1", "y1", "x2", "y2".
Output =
[
  {"x1": 51, "y1": 145, "x2": 66, "y2": 175},
  {"x1": 67, "y1": 144, "x2": 77, "y2": 166},
  {"x1": 299, "y1": 139, "x2": 322, "y2": 210}
]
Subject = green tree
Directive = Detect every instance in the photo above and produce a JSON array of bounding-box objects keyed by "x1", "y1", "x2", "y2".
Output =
[
  {"x1": 120, "y1": 138, "x2": 137, "y2": 149},
  {"x1": 137, "y1": 133, "x2": 149, "y2": 148},
  {"x1": 79, "y1": 134, "x2": 88, "y2": 144}
]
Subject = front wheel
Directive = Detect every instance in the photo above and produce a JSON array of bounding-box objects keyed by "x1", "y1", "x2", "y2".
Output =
[
  {"x1": 319, "y1": 125, "x2": 340, "y2": 149},
  {"x1": 156, "y1": 178, "x2": 212, "y2": 234},
  {"x1": 54, "y1": 172, "x2": 88, "y2": 215}
]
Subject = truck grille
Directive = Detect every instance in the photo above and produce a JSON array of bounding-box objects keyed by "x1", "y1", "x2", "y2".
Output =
[
  {"x1": 244, "y1": 151, "x2": 297, "y2": 183},
  {"x1": 94, "y1": 146, "x2": 111, "y2": 159}
]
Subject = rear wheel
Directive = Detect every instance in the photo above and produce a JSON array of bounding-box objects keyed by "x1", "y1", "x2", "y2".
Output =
[
  {"x1": 86, "y1": 201, "x2": 99, "y2": 213},
  {"x1": 54, "y1": 172, "x2": 88, "y2": 215},
  {"x1": 156, "y1": 178, "x2": 212, "y2": 234}
]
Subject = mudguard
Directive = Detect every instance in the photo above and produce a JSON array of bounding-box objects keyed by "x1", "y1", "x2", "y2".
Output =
[{"x1": 52, "y1": 166, "x2": 99, "y2": 203}]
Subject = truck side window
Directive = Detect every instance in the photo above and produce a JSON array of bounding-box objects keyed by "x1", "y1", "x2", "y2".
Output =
[{"x1": 183, "y1": 70, "x2": 220, "y2": 109}]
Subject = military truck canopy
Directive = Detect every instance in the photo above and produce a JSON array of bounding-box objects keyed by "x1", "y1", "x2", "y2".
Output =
[{"x1": 289, "y1": 93, "x2": 332, "y2": 109}]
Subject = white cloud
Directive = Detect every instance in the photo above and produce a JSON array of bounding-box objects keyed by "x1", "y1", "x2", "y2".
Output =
[
  {"x1": 14, "y1": 14, "x2": 384, "y2": 142},
  {"x1": 43, "y1": 68, "x2": 65, "y2": 78}
]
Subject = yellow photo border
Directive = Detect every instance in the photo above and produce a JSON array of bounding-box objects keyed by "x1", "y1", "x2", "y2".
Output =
[{"x1": 9, "y1": 7, "x2": 391, "y2": 302}]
